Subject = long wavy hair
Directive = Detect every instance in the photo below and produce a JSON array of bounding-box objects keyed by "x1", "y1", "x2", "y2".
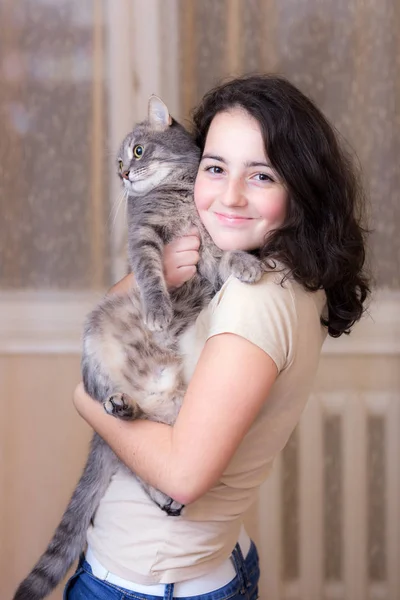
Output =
[{"x1": 192, "y1": 74, "x2": 370, "y2": 337}]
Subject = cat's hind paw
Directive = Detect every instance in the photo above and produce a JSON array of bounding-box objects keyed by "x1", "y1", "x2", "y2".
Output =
[
  {"x1": 104, "y1": 393, "x2": 141, "y2": 420},
  {"x1": 142, "y1": 484, "x2": 185, "y2": 516},
  {"x1": 161, "y1": 498, "x2": 185, "y2": 517}
]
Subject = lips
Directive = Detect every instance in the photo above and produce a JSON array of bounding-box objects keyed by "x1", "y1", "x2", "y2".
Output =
[{"x1": 214, "y1": 212, "x2": 254, "y2": 225}]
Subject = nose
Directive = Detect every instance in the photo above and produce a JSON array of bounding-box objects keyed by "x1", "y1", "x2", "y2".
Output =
[
  {"x1": 122, "y1": 170, "x2": 130, "y2": 180},
  {"x1": 220, "y1": 178, "x2": 247, "y2": 207}
]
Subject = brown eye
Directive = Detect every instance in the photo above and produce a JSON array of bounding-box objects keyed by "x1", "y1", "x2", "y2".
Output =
[
  {"x1": 118, "y1": 159, "x2": 123, "y2": 171},
  {"x1": 133, "y1": 144, "x2": 144, "y2": 159}
]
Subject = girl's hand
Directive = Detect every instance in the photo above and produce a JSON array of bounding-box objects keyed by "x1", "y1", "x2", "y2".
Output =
[
  {"x1": 163, "y1": 228, "x2": 200, "y2": 289},
  {"x1": 107, "y1": 229, "x2": 200, "y2": 296}
]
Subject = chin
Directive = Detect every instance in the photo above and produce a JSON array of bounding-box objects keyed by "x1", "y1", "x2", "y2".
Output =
[{"x1": 210, "y1": 237, "x2": 253, "y2": 253}]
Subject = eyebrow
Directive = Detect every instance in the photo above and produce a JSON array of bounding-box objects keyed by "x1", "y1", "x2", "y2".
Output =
[{"x1": 201, "y1": 153, "x2": 272, "y2": 169}]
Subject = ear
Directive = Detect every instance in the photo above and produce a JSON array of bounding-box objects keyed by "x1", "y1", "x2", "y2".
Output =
[{"x1": 148, "y1": 95, "x2": 173, "y2": 130}]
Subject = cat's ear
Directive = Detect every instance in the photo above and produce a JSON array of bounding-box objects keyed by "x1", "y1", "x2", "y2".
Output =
[{"x1": 148, "y1": 95, "x2": 172, "y2": 130}]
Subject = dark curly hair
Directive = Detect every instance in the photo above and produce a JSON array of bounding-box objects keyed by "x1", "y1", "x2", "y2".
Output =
[{"x1": 192, "y1": 74, "x2": 370, "y2": 337}]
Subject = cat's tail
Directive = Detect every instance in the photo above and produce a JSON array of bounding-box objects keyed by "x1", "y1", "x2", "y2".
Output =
[{"x1": 13, "y1": 434, "x2": 117, "y2": 600}]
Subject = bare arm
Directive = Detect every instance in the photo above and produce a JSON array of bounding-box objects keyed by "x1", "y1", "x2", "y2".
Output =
[{"x1": 74, "y1": 332, "x2": 277, "y2": 505}]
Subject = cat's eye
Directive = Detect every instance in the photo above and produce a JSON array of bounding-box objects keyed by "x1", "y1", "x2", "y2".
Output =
[
  {"x1": 133, "y1": 144, "x2": 144, "y2": 159},
  {"x1": 118, "y1": 159, "x2": 123, "y2": 171}
]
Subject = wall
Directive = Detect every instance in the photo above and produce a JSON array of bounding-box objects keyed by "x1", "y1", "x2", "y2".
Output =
[{"x1": 0, "y1": 355, "x2": 90, "y2": 599}]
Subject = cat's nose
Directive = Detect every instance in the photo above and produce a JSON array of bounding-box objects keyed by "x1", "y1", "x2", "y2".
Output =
[{"x1": 122, "y1": 170, "x2": 130, "y2": 180}]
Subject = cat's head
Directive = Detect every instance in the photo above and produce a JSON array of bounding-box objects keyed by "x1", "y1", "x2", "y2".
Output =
[{"x1": 117, "y1": 96, "x2": 200, "y2": 196}]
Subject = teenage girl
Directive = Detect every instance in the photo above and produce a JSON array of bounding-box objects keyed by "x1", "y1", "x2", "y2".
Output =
[{"x1": 67, "y1": 74, "x2": 369, "y2": 600}]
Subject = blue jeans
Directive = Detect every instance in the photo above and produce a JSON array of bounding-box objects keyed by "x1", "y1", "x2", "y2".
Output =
[{"x1": 64, "y1": 541, "x2": 260, "y2": 600}]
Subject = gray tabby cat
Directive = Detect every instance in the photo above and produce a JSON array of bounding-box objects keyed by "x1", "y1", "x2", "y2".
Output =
[{"x1": 13, "y1": 96, "x2": 263, "y2": 600}]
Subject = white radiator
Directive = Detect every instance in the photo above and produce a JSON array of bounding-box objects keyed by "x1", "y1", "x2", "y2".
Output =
[{"x1": 258, "y1": 391, "x2": 400, "y2": 600}]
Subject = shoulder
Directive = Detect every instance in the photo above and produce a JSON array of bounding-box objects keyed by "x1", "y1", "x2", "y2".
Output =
[
  {"x1": 211, "y1": 267, "x2": 296, "y2": 319},
  {"x1": 213, "y1": 264, "x2": 326, "y2": 320},
  {"x1": 207, "y1": 269, "x2": 295, "y2": 372},
  {"x1": 207, "y1": 266, "x2": 326, "y2": 372}
]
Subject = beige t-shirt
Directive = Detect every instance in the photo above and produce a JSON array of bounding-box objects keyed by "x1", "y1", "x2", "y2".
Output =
[{"x1": 86, "y1": 268, "x2": 327, "y2": 584}]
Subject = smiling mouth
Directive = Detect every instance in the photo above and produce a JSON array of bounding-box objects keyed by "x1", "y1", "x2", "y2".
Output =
[{"x1": 214, "y1": 212, "x2": 254, "y2": 223}]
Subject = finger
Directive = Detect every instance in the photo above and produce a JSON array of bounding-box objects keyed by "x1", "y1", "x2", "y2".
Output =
[
  {"x1": 172, "y1": 235, "x2": 201, "y2": 252},
  {"x1": 165, "y1": 265, "x2": 197, "y2": 289},
  {"x1": 176, "y1": 250, "x2": 200, "y2": 267},
  {"x1": 177, "y1": 265, "x2": 197, "y2": 280},
  {"x1": 182, "y1": 235, "x2": 201, "y2": 250},
  {"x1": 186, "y1": 226, "x2": 199, "y2": 236}
]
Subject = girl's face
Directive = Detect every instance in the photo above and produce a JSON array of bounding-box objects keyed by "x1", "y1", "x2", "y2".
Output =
[{"x1": 194, "y1": 108, "x2": 288, "y2": 252}]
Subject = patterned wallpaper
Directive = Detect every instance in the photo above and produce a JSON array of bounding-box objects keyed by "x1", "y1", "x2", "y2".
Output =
[
  {"x1": 178, "y1": 0, "x2": 400, "y2": 288},
  {"x1": 0, "y1": 0, "x2": 398, "y2": 290},
  {"x1": 0, "y1": 0, "x2": 110, "y2": 289}
]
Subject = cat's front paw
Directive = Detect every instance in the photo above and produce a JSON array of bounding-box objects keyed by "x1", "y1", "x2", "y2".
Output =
[
  {"x1": 145, "y1": 297, "x2": 173, "y2": 332},
  {"x1": 104, "y1": 393, "x2": 141, "y2": 420},
  {"x1": 220, "y1": 251, "x2": 264, "y2": 284}
]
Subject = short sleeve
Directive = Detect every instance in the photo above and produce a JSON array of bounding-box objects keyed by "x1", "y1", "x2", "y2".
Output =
[{"x1": 207, "y1": 274, "x2": 297, "y2": 373}]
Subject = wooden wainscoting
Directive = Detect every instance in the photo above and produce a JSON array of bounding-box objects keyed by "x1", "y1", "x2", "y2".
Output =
[{"x1": 1, "y1": 290, "x2": 399, "y2": 600}]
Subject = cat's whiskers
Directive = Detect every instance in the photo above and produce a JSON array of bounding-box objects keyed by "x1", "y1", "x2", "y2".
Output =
[
  {"x1": 109, "y1": 189, "x2": 128, "y2": 233},
  {"x1": 131, "y1": 166, "x2": 148, "y2": 180}
]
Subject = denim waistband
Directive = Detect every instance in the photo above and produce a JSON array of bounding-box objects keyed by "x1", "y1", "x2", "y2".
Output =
[
  {"x1": 85, "y1": 527, "x2": 251, "y2": 597},
  {"x1": 83, "y1": 528, "x2": 253, "y2": 598}
]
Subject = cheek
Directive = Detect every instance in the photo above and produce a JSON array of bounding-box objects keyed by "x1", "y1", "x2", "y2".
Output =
[
  {"x1": 194, "y1": 175, "x2": 212, "y2": 212},
  {"x1": 259, "y1": 193, "x2": 287, "y2": 223}
]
